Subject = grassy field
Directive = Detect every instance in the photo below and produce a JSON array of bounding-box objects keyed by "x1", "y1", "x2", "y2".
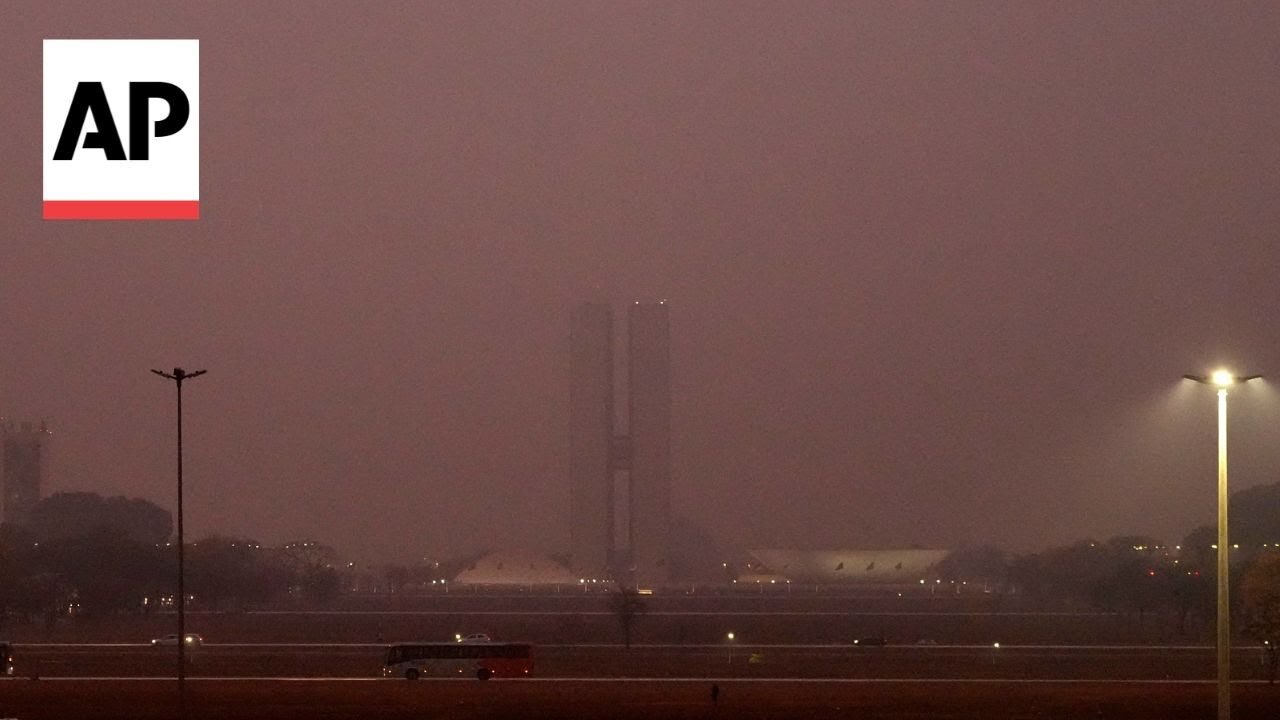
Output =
[{"x1": 0, "y1": 593, "x2": 1215, "y2": 647}]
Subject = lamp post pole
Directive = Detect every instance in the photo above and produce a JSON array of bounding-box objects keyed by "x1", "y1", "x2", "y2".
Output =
[
  {"x1": 1184, "y1": 370, "x2": 1260, "y2": 720},
  {"x1": 152, "y1": 367, "x2": 206, "y2": 719},
  {"x1": 1216, "y1": 386, "x2": 1229, "y2": 720}
]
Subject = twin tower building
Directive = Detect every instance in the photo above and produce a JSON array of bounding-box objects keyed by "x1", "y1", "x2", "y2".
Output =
[{"x1": 569, "y1": 302, "x2": 671, "y2": 587}]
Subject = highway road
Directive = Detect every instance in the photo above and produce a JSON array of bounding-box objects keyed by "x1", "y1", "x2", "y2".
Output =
[{"x1": 7, "y1": 642, "x2": 1277, "y2": 681}]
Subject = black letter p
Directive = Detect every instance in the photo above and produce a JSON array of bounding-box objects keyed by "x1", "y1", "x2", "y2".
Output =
[{"x1": 129, "y1": 82, "x2": 189, "y2": 160}]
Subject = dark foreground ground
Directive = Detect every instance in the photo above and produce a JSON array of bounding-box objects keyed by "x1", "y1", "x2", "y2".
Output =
[{"x1": 2, "y1": 679, "x2": 1279, "y2": 720}]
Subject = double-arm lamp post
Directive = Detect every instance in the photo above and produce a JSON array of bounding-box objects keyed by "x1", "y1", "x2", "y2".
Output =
[
  {"x1": 1182, "y1": 369, "x2": 1260, "y2": 720},
  {"x1": 152, "y1": 367, "x2": 206, "y2": 719}
]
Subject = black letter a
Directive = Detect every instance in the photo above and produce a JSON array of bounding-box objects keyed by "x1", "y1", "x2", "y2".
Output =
[{"x1": 53, "y1": 82, "x2": 126, "y2": 160}]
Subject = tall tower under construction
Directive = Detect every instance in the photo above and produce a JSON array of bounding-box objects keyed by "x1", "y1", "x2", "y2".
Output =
[{"x1": 568, "y1": 301, "x2": 671, "y2": 586}]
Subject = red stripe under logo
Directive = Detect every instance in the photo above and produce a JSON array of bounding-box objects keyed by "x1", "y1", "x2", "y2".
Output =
[{"x1": 43, "y1": 200, "x2": 200, "y2": 220}]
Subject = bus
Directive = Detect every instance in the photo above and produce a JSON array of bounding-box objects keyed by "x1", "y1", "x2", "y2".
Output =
[{"x1": 383, "y1": 642, "x2": 533, "y2": 681}]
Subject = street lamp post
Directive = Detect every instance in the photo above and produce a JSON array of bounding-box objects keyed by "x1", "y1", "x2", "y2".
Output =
[
  {"x1": 1183, "y1": 370, "x2": 1260, "y2": 720},
  {"x1": 152, "y1": 367, "x2": 206, "y2": 719}
]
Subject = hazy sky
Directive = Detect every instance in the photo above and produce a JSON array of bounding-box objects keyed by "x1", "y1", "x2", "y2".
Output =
[{"x1": 3, "y1": 2, "x2": 1279, "y2": 562}]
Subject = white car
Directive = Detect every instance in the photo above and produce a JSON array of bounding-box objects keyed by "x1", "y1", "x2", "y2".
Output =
[
  {"x1": 151, "y1": 633, "x2": 202, "y2": 647},
  {"x1": 457, "y1": 633, "x2": 492, "y2": 643}
]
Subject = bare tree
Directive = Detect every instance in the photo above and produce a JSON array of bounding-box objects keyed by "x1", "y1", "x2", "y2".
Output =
[{"x1": 607, "y1": 585, "x2": 646, "y2": 649}]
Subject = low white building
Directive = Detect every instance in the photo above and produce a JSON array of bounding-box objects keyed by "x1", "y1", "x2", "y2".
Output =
[{"x1": 452, "y1": 550, "x2": 577, "y2": 585}]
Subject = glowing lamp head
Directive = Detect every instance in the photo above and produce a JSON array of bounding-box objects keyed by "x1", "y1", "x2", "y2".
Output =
[{"x1": 1212, "y1": 370, "x2": 1235, "y2": 387}]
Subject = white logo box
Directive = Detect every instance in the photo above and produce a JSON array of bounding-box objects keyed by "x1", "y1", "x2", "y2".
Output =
[{"x1": 43, "y1": 39, "x2": 199, "y2": 220}]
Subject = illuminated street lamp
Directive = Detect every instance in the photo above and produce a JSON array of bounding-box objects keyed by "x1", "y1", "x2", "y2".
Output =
[
  {"x1": 152, "y1": 367, "x2": 206, "y2": 719},
  {"x1": 726, "y1": 632, "x2": 736, "y2": 664},
  {"x1": 1183, "y1": 369, "x2": 1261, "y2": 720}
]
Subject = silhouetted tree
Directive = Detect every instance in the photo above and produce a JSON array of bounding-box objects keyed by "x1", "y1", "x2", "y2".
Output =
[
  {"x1": 383, "y1": 564, "x2": 410, "y2": 593},
  {"x1": 1090, "y1": 536, "x2": 1165, "y2": 621},
  {"x1": 298, "y1": 564, "x2": 341, "y2": 603},
  {"x1": 188, "y1": 536, "x2": 274, "y2": 610},
  {"x1": 275, "y1": 540, "x2": 342, "y2": 603},
  {"x1": 1008, "y1": 536, "x2": 1170, "y2": 619},
  {"x1": 1010, "y1": 540, "x2": 1107, "y2": 605},
  {"x1": 1007, "y1": 552, "x2": 1047, "y2": 599},
  {"x1": 1167, "y1": 563, "x2": 1212, "y2": 635},
  {"x1": 28, "y1": 492, "x2": 172, "y2": 545},
  {"x1": 1181, "y1": 525, "x2": 1216, "y2": 564},
  {"x1": 935, "y1": 545, "x2": 1009, "y2": 589},
  {"x1": 1242, "y1": 552, "x2": 1280, "y2": 685},
  {"x1": 0, "y1": 525, "x2": 39, "y2": 620},
  {"x1": 34, "y1": 529, "x2": 168, "y2": 615},
  {"x1": 278, "y1": 540, "x2": 339, "y2": 571}
]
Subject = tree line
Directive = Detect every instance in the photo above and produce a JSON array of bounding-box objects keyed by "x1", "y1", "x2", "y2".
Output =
[
  {"x1": 3, "y1": 485, "x2": 1278, "y2": 648},
  {"x1": 0, "y1": 492, "x2": 342, "y2": 624},
  {"x1": 935, "y1": 481, "x2": 1280, "y2": 643}
]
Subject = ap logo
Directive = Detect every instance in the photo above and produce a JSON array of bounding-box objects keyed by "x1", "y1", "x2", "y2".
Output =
[{"x1": 43, "y1": 40, "x2": 199, "y2": 220}]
